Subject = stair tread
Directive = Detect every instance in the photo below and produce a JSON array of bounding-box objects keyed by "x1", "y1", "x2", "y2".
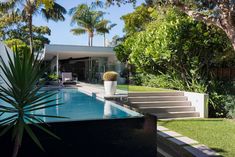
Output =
[
  {"x1": 139, "y1": 106, "x2": 194, "y2": 109},
  {"x1": 128, "y1": 96, "x2": 186, "y2": 98},
  {"x1": 131, "y1": 101, "x2": 190, "y2": 104},
  {"x1": 155, "y1": 111, "x2": 199, "y2": 114}
]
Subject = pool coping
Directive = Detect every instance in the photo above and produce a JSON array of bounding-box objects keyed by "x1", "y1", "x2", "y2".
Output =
[{"x1": 157, "y1": 125, "x2": 221, "y2": 157}]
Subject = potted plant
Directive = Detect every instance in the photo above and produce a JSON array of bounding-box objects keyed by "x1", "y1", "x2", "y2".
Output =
[
  {"x1": 103, "y1": 71, "x2": 118, "y2": 96},
  {"x1": 48, "y1": 73, "x2": 60, "y2": 85}
]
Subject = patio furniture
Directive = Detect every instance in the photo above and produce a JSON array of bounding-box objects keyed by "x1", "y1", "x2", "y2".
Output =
[{"x1": 62, "y1": 72, "x2": 77, "y2": 85}]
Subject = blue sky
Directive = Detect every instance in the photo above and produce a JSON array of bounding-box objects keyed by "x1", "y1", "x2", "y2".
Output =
[{"x1": 33, "y1": 0, "x2": 144, "y2": 46}]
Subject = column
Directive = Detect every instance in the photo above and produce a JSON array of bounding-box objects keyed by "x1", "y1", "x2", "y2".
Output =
[{"x1": 56, "y1": 53, "x2": 59, "y2": 76}]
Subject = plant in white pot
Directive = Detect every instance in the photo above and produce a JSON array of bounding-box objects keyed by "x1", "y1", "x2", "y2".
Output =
[{"x1": 103, "y1": 71, "x2": 118, "y2": 96}]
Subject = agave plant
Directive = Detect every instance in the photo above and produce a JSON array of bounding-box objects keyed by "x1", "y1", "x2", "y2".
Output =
[{"x1": 0, "y1": 47, "x2": 64, "y2": 157}]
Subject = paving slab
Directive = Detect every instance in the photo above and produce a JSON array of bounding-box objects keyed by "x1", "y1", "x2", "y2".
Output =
[
  {"x1": 157, "y1": 130, "x2": 182, "y2": 138},
  {"x1": 157, "y1": 126, "x2": 169, "y2": 131},
  {"x1": 168, "y1": 136, "x2": 199, "y2": 146},
  {"x1": 184, "y1": 144, "x2": 220, "y2": 157}
]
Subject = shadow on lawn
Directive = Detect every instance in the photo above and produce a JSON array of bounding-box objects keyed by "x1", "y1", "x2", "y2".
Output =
[{"x1": 210, "y1": 148, "x2": 226, "y2": 157}]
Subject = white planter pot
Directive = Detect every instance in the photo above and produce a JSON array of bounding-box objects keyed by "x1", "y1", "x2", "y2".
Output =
[{"x1": 104, "y1": 81, "x2": 117, "y2": 96}]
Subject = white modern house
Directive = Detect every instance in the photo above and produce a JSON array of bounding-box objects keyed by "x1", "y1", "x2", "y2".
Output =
[{"x1": 43, "y1": 44, "x2": 123, "y2": 83}]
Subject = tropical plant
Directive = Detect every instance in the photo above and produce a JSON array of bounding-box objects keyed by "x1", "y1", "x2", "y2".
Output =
[
  {"x1": 97, "y1": 20, "x2": 116, "y2": 46},
  {"x1": 48, "y1": 73, "x2": 58, "y2": 81},
  {"x1": 0, "y1": 0, "x2": 66, "y2": 52},
  {"x1": 69, "y1": 4, "x2": 110, "y2": 46},
  {"x1": 0, "y1": 47, "x2": 64, "y2": 157}
]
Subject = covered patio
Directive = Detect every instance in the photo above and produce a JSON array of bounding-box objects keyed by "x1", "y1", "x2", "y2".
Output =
[{"x1": 43, "y1": 44, "x2": 120, "y2": 83}]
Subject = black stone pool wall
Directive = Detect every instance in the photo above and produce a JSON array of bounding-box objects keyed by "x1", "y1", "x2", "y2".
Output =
[{"x1": 0, "y1": 114, "x2": 157, "y2": 157}]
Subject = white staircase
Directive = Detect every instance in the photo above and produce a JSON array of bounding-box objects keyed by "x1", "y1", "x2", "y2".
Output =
[{"x1": 128, "y1": 92, "x2": 200, "y2": 119}]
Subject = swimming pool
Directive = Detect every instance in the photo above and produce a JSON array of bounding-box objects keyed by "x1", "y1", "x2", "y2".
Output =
[
  {"x1": 40, "y1": 88, "x2": 142, "y2": 121},
  {"x1": 0, "y1": 88, "x2": 142, "y2": 122},
  {"x1": 0, "y1": 88, "x2": 156, "y2": 157}
]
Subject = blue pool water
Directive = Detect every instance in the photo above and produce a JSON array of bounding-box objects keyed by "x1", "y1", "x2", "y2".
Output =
[{"x1": 0, "y1": 88, "x2": 142, "y2": 122}]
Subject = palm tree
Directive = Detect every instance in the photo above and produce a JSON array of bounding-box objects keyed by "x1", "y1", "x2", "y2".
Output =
[
  {"x1": 97, "y1": 20, "x2": 116, "y2": 47},
  {"x1": 0, "y1": 0, "x2": 66, "y2": 53},
  {"x1": 69, "y1": 4, "x2": 107, "y2": 46}
]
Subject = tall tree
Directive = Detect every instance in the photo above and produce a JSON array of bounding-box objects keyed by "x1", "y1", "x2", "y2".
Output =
[
  {"x1": 0, "y1": 10, "x2": 51, "y2": 51},
  {"x1": 0, "y1": 0, "x2": 66, "y2": 53},
  {"x1": 160, "y1": 0, "x2": 235, "y2": 51},
  {"x1": 97, "y1": 20, "x2": 116, "y2": 46},
  {"x1": 108, "y1": 0, "x2": 235, "y2": 51},
  {"x1": 69, "y1": 4, "x2": 109, "y2": 46}
]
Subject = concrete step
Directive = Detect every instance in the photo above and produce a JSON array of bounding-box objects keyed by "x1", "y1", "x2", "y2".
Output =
[
  {"x1": 139, "y1": 106, "x2": 195, "y2": 113},
  {"x1": 128, "y1": 96, "x2": 187, "y2": 102},
  {"x1": 153, "y1": 111, "x2": 200, "y2": 119},
  {"x1": 128, "y1": 92, "x2": 184, "y2": 97},
  {"x1": 130, "y1": 101, "x2": 191, "y2": 107}
]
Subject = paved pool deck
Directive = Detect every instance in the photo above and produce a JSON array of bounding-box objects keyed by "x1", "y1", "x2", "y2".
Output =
[{"x1": 77, "y1": 82, "x2": 128, "y2": 100}]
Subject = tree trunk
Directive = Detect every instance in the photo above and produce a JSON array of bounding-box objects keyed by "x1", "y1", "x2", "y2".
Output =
[
  {"x1": 173, "y1": 1, "x2": 235, "y2": 51},
  {"x1": 91, "y1": 37, "x2": 93, "y2": 46},
  {"x1": 104, "y1": 33, "x2": 106, "y2": 47},
  {"x1": 88, "y1": 36, "x2": 91, "y2": 46},
  {"x1": 224, "y1": 25, "x2": 235, "y2": 51},
  {"x1": 28, "y1": 14, "x2": 33, "y2": 53}
]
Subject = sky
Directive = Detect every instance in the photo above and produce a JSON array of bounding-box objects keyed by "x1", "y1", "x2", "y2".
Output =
[{"x1": 33, "y1": 0, "x2": 144, "y2": 46}]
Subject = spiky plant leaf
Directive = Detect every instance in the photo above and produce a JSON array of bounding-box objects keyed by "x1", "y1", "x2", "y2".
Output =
[{"x1": 0, "y1": 46, "x2": 65, "y2": 157}]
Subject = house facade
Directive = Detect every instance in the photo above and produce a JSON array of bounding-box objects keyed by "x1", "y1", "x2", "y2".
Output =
[{"x1": 43, "y1": 44, "x2": 123, "y2": 83}]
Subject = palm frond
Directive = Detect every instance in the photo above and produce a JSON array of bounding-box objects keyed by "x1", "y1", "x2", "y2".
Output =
[
  {"x1": 41, "y1": 2, "x2": 67, "y2": 22},
  {"x1": 70, "y1": 28, "x2": 87, "y2": 35}
]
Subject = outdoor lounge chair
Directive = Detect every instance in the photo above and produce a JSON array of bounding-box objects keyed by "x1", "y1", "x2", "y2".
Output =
[{"x1": 61, "y1": 72, "x2": 77, "y2": 85}]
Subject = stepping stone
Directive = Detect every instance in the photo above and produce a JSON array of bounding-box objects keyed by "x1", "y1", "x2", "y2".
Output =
[
  {"x1": 157, "y1": 130, "x2": 182, "y2": 138},
  {"x1": 168, "y1": 136, "x2": 198, "y2": 146},
  {"x1": 157, "y1": 126, "x2": 169, "y2": 131},
  {"x1": 184, "y1": 144, "x2": 220, "y2": 157}
]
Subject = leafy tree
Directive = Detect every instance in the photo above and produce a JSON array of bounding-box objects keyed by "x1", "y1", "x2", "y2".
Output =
[
  {"x1": 110, "y1": 0, "x2": 235, "y2": 51},
  {"x1": 0, "y1": 9, "x2": 51, "y2": 51},
  {"x1": 121, "y1": 4, "x2": 154, "y2": 35},
  {"x1": 0, "y1": 0, "x2": 66, "y2": 52},
  {"x1": 158, "y1": 0, "x2": 235, "y2": 51},
  {"x1": 116, "y1": 8, "x2": 234, "y2": 89},
  {"x1": 69, "y1": 4, "x2": 111, "y2": 46}
]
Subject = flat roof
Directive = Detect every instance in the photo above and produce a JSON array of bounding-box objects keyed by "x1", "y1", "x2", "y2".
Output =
[{"x1": 44, "y1": 44, "x2": 115, "y2": 60}]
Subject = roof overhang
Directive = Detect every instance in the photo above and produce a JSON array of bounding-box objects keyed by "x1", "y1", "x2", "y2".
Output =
[{"x1": 43, "y1": 44, "x2": 115, "y2": 60}]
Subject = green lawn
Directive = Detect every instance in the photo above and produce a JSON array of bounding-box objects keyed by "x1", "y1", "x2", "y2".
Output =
[
  {"x1": 117, "y1": 85, "x2": 173, "y2": 92},
  {"x1": 158, "y1": 118, "x2": 235, "y2": 157}
]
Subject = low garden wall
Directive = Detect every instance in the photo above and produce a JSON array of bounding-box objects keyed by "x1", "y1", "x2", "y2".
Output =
[{"x1": 184, "y1": 91, "x2": 209, "y2": 118}]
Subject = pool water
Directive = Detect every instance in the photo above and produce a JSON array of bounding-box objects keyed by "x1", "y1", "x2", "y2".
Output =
[{"x1": 0, "y1": 88, "x2": 142, "y2": 122}]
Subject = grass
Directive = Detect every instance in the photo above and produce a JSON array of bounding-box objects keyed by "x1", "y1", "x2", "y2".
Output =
[
  {"x1": 158, "y1": 118, "x2": 235, "y2": 157},
  {"x1": 117, "y1": 85, "x2": 173, "y2": 92}
]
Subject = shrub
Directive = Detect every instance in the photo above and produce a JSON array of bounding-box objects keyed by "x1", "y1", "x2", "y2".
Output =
[
  {"x1": 103, "y1": 71, "x2": 118, "y2": 81},
  {"x1": 48, "y1": 73, "x2": 58, "y2": 81},
  {"x1": 137, "y1": 73, "x2": 185, "y2": 90},
  {"x1": 224, "y1": 95, "x2": 235, "y2": 118}
]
